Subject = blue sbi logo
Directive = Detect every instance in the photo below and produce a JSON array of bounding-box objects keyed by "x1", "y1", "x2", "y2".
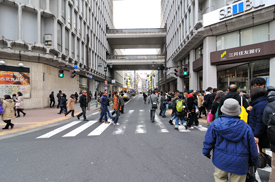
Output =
[{"x1": 219, "y1": 0, "x2": 265, "y2": 20}]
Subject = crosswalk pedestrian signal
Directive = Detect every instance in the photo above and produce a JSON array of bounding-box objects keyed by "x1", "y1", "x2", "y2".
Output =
[
  {"x1": 58, "y1": 69, "x2": 64, "y2": 78},
  {"x1": 183, "y1": 67, "x2": 188, "y2": 76},
  {"x1": 70, "y1": 70, "x2": 76, "y2": 78}
]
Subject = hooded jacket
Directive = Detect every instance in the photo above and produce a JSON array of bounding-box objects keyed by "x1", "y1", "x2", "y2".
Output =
[
  {"x1": 203, "y1": 115, "x2": 258, "y2": 175},
  {"x1": 2, "y1": 99, "x2": 15, "y2": 121},
  {"x1": 248, "y1": 96, "x2": 269, "y2": 148}
]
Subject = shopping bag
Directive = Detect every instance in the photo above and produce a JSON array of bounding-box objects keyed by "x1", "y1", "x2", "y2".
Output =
[{"x1": 207, "y1": 110, "x2": 214, "y2": 122}]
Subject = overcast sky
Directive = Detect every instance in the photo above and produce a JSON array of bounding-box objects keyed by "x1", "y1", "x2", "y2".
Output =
[{"x1": 113, "y1": 0, "x2": 161, "y2": 55}]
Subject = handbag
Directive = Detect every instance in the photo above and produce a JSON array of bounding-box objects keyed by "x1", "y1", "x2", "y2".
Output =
[
  {"x1": 150, "y1": 96, "x2": 157, "y2": 109},
  {"x1": 239, "y1": 96, "x2": 248, "y2": 123},
  {"x1": 246, "y1": 166, "x2": 258, "y2": 182},
  {"x1": 207, "y1": 110, "x2": 215, "y2": 122},
  {"x1": 256, "y1": 144, "x2": 267, "y2": 168}
]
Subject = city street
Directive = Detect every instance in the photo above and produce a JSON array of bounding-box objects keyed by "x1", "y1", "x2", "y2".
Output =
[{"x1": 0, "y1": 94, "x2": 271, "y2": 182}]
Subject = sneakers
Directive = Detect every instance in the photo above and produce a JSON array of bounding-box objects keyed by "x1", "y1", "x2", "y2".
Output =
[
  {"x1": 98, "y1": 120, "x2": 103, "y2": 123},
  {"x1": 105, "y1": 121, "x2": 110, "y2": 124},
  {"x1": 168, "y1": 120, "x2": 173, "y2": 125},
  {"x1": 189, "y1": 126, "x2": 194, "y2": 129},
  {"x1": 77, "y1": 116, "x2": 80, "y2": 120},
  {"x1": 195, "y1": 125, "x2": 202, "y2": 128}
]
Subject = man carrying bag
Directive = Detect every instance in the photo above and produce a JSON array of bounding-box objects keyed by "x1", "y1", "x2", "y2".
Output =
[{"x1": 148, "y1": 91, "x2": 158, "y2": 123}]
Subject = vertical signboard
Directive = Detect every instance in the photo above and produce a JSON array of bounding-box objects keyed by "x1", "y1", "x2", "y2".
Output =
[{"x1": 0, "y1": 65, "x2": 31, "y2": 98}]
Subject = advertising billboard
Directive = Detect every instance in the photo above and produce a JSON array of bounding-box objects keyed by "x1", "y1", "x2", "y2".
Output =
[{"x1": 0, "y1": 65, "x2": 31, "y2": 98}]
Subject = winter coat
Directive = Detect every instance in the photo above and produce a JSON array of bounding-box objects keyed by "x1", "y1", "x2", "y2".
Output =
[
  {"x1": 204, "y1": 92, "x2": 213, "y2": 110},
  {"x1": 203, "y1": 115, "x2": 259, "y2": 175},
  {"x1": 79, "y1": 95, "x2": 87, "y2": 107},
  {"x1": 218, "y1": 92, "x2": 249, "y2": 115},
  {"x1": 67, "y1": 98, "x2": 75, "y2": 110},
  {"x1": 113, "y1": 95, "x2": 119, "y2": 110},
  {"x1": 15, "y1": 96, "x2": 24, "y2": 109},
  {"x1": 263, "y1": 101, "x2": 275, "y2": 152},
  {"x1": 211, "y1": 101, "x2": 220, "y2": 119},
  {"x1": 60, "y1": 97, "x2": 67, "y2": 108},
  {"x1": 248, "y1": 96, "x2": 269, "y2": 149},
  {"x1": 187, "y1": 94, "x2": 197, "y2": 112},
  {"x1": 160, "y1": 96, "x2": 167, "y2": 110},
  {"x1": 2, "y1": 99, "x2": 15, "y2": 121},
  {"x1": 100, "y1": 95, "x2": 108, "y2": 108},
  {"x1": 198, "y1": 95, "x2": 204, "y2": 108},
  {"x1": 148, "y1": 94, "x2": 158, "y2": 110},
  {"x1": 49, "y1": 93, "x2": 55, "y2": 101}
]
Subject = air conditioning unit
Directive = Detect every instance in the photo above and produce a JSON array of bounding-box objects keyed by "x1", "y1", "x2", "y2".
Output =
[{"x1": 44, "y1": 34, "x2": 52, "y2": 46}]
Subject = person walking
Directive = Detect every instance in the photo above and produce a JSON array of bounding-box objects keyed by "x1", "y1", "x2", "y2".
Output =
[
  {"x1": 143, "y1": 92, "x2": 147, "y2": 104},
  {"x1": 168, "y1": 90, "x2": 179, "y2": 125},
  {"x1": 58, "y1": 93, "x2": 67, "y2": 114},
  {"x1": 210, "y1": 91, "x2": 225, "y2": 120},
  {"x1": 262, "y1": 90, "x2": 275, "y2": 181},
  {"x1": 76, "y1": 90, "x2": 88, "y2": 121},
  {"x1": 187, "y1": 91, "x2": 200, "y2": 129},
  {"x1": 159, "y1": 92, "x2": 167, "y2": 118},
  {"x1": 56, "y1": 90, "x2": 62, "y2": 108},
  {"x1": 198, "y1": 91, "x2": 206, "y2": 118},
  {"x1": 203, "y1": 87, "x2": 214, "y2": 114},
  {"x1": 173, "y1": 94, "x2": 187, "y2": 130},
  {"x1": 98, "y1": 91, "x2": 110, "y2": 123},
  {"x1": 15, "y1": 92, "x2": 26, "y2": 117},
  {"x1": 148, "y1": 90, "x2": 158, "y2": 123},
  {"x1": 65, "y1": 94, "x2": 75, "y2": 117},
  {"x1": 203, "y1": 99, "x2": 259, "y2": 182},
  {"x1": 74, "y1": 92, "x2": 78, "y2": 103},
  {"x1": 1, "y1": 95, "x2": 15, "y2": 129},
  {"x1": 49, "y1": 91, "x2": 55, "y2": 108},
  {"x1": 112, "y1": 91, "x2": 120, "y2": 125},
  {"x1": 120, "y1": 92, "x2": 125, "y2": 114}
]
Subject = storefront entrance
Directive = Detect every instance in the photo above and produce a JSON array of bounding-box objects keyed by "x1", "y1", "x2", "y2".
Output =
[{"x1": 217, "y1": 60, "x2": 270, "y2": 92}]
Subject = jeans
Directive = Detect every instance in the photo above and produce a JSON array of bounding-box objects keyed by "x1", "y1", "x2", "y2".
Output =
[
  {"x1": 58, "y1": 107, "x2": 67, "y2": 114},
  {"x1": 107, "y1": 106, "x2": 112, "y2": 117},
  {"x1": 175, "y1": 116, "x2": 185, "y2": 127},
  {"x1": 99, "y1": 106, "x2": 107, "y2": 122},
  {"x1": 150, "y1": 109, "x2": 156, "y2": 122},
  {"x1": 161, "y1": 107, "x2": 166, "y2": 116},
  {"x1": 113, "y1": 109, "x2": 119, "y2": 124},
  {"x1": 77, "y1": 106, "x2": 87, "y2": 120}
]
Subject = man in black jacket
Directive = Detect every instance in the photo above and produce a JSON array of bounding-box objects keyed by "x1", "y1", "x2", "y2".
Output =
[
  {"x1": 49, "y1": 91, "x2": 55, "y2": 108},
  {"x1": 204, "y1": 87, "x2": 214, "y2": 113},
  {"x1": 77, "y1": 90, "x2": 88, "y2": 121},
  {"x1": 218, "y1": 84, "x2": 249, "y2": 116}
]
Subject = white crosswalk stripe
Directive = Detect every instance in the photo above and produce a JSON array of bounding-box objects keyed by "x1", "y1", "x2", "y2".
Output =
[
  {"x1": 63, "y1": 120, "x2": 97, "y2": 137},
  {"x1": 37, "y1": 121, "x2": 81, "y2": 139},
  {"x1": 36, "y1": 110, "x2": 208, "y2": 139}
]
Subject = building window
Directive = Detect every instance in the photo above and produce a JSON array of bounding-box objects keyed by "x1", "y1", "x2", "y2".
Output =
[
  {"x1": 68, "y1": 5, "x2": 72, "y2": 29},
  {"x1": 74, "y1": 11, "x2": 77, "y2": 32},
  {"x1": 57, "y1": 23, "x2": 62, "y2": 51},
  {"x1": 61, "y1": 0, "x2": 66, "y2": 22},
  {"x1": 79, "y1": 19, "x2": 82, "y2": 37},
  {"x1": 195, "y1": 44, "x2": 203, "y2": 60},
  {"x1": 77, "y1": 39, "x2": 80, "y2": 60},
  {"x1": 65, "y1": 29, "x2": 69, "y2": 55},
  {"x1": 241, "y1": 24, "x2": 269, "y2": 46},
  {"x1": 217, "y1": 31, "x2": 239, "y2": 51},
  {"x1": 71, "y1": 34, "x2": 75, "y2": 57}
]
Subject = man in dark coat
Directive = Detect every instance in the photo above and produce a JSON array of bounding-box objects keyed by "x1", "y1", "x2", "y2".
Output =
[
  {"x1": 49, "y1": 91, "x2": 55, "y2": 108},
  {"x1": 98, "y1": 91, "x2": 109, "y2": 123},
  {"x1": 56, "y1": 90, "x2": 62, "y2": 108},
  {"x1": 218, "y1": 84, "x2": 249, "y2": 116},
  {"x1": 77, "y1": 90, "x2": 88, "y2": 121},
  {"x1": 204, "y1": 87, "x2": 214, "y2": 112}
]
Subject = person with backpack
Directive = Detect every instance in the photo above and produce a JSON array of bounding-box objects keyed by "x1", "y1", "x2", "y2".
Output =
[
  {"x1": 174, "y1": 94, "x2": 187, "y2": 130},
  {"x1": 203, "y1": 99, "x2": 259, "y2": 182},
  {"x1": 262, "y1": 90, "x2": 275, "y2": 181},
  {"x1": 148, "y1": 90, "x2": 158, "y2": 123},
  {"x1": 210, "y1": 91, "x2": 225, "y2": 121}
]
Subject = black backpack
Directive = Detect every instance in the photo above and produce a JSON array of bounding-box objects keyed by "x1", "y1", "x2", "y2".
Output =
[{"x1": 267, "y1": 103, "x2": 275, "y2": 146}]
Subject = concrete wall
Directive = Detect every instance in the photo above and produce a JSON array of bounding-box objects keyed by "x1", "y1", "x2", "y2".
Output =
[
  {"x1": 0, "y1": 4, "x2": 18, "y2": 40},
  {"x1": 4, "y1": 59, "x2": 79, "y2": 109}
]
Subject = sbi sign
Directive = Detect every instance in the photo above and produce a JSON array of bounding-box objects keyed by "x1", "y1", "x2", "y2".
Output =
[{"x1": 219, "y1": 0, "x2": 265, "y2": 20}]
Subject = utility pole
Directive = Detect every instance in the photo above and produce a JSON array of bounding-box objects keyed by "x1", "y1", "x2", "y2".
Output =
[{"x1": 86, "y1": 34, "x2": 90, "y2": 110}]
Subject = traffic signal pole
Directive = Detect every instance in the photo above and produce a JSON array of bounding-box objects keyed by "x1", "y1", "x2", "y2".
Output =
[{"x1": 86, "y1": 34, "x2": 90, "y2": 110}]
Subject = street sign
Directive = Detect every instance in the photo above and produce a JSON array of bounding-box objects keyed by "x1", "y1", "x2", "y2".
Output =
[
  {"x1": 89, "y1": 75, "x2": 93, "y2": 79},
  {"x1": 74, "y1": 65, "x2": 78, "y2": 69},
  {"x1": 104, "y1": 80, "x2": 107, "y2": 85}
]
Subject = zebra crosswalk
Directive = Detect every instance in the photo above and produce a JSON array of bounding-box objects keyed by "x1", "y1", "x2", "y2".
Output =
[{"x1": 36, "y1": 110, "x2": 208, "y2": 139}]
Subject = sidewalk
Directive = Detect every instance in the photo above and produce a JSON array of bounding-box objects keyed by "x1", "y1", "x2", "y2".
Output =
[{"x1": 0, "y1": 101, "x2": 100, "y2": 136}]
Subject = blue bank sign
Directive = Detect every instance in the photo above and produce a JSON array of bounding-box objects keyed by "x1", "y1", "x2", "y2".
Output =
[{"x1": 203, "y1": 0, "x2": 275, "y2": 27}]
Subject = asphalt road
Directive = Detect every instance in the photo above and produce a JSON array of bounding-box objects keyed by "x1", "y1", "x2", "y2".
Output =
[{"x1": 0, "y1": 94, "x2": 271, "y2": 182}]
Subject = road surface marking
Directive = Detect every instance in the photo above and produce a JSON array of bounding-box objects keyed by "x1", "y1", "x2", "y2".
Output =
[
  {"x1": 63, "y1": 120, "x2": 97, "y2": 137},
  {"x1": 196, "y1": 126, "x2": 208, "y2": 131},
  {"x1": 135, "y1": 120, "x2": 146, "y2": 134},
  {"x1": 113, "y1": 110, "x2": 134, "y2": 135},
  {"x1": 155, "y1": 115, "x2": 169, "y2": 133},
  {"x1": 88, "y1": 122, "x2": 111, "y2": 136},
  {"x1": 37, "y1": 121, "x2": 81, "y2": 139}
]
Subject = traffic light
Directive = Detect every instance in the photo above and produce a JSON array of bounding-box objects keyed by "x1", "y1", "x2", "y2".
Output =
[
  {"x1": 174, "y1": 68, "x2": 179, "y2": 76},
  {"x1": 58, "y1": 69, "x2": 64, "y2": 78},
  {"x1": 70, "y1": 70, "x2": 76, "y2": 78},
  {"x1": 183, "y1": 67, "x2": 188, "y2": 76}
]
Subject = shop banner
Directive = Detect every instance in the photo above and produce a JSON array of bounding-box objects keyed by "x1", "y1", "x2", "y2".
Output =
[{"x1": 0, "y1": 65, "x2": 30, "y2": 98}]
